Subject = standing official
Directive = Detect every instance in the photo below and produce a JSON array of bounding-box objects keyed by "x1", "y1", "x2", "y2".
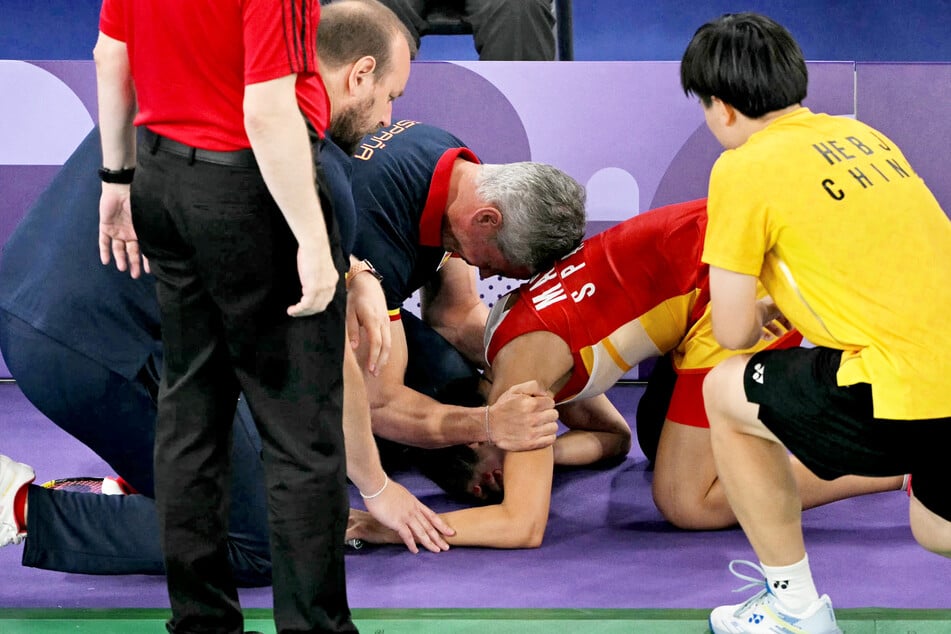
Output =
[{"x1": 93, "y1": 0, "x2": 401, "y2": 631}]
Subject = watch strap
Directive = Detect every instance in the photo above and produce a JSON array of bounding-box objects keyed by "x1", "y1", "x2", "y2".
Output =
[{"x1": 99, "y1": 167, "x2": 136, "y2": 184}]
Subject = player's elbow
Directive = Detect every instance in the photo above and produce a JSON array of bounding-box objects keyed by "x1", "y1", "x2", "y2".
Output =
[
  {"x1": 500, "y1": 506, "x2": 548, "y2": 548},
  {"x1": 510, "y1": 518, "x2": 546, "y2": 548},
  {"x1": 712, "y1": 319, "x2": 759, "y2": 351}
]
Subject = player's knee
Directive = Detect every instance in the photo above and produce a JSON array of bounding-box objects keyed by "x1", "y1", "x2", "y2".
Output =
[
  {"x1": 654, "y1": 491, "x2": 729, "y2": 530},
  {"x1": 911, "y1": 526, "x2": 951, "y2": 558},
  {"x1": 702, "y1": 359, "x2": 734, "y2": 418},
  {"x1": 909, "y1": 498, "x2": 951, "y2": 558},
  {"x1": 652, "y1": 477, "x2": 732, "y2": 531},
  {"x1": 702, "y1": 356, "x2": 750, "y2": 428}
]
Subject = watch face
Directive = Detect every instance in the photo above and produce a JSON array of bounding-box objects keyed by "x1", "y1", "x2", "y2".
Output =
[
  {"x1": 348, "y1": 260, "x2": 383, "y2": 284},
  {"x1": 363, "y1": 260, "x2": 383, "y2": 281}
]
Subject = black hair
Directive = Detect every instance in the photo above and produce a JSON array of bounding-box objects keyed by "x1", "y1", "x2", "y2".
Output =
[{"x1": 680, "y1": 12, "x2": 807, "y2": 119}]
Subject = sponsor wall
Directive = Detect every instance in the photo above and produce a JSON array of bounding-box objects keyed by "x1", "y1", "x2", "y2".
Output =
[{"x1": 1, "y1": 60, "x2": 949, "y2": 377}]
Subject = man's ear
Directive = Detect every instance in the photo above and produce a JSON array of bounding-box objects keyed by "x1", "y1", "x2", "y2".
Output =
[
  {"x1": 472, "y1": 207, "x2": 502, "y2": 230},
  {"x1": 347, "y1": 55, "x2": 378, "y2": 96},
  {"x1": 711, "y1": 96, "x2": 737, "y2": 128}
]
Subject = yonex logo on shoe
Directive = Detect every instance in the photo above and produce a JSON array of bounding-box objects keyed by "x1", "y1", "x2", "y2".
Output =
[
  {"x1": 752, "y1": 363, "x2": 765, "y2": 384},
  {"x1": 713, "y1": 560, "x2": 841, "y2": 634}
]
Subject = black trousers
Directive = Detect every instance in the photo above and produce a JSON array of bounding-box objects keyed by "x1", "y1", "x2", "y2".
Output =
[{"x1": 132, "y1": 137, "x2": 355, "y2": 634}]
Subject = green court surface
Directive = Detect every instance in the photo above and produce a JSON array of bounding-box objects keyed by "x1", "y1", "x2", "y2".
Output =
[{"x1": 2, "y1": 608, "x2": 951, "y2": 633}]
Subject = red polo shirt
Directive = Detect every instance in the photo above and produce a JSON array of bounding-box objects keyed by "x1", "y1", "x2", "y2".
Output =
[{"x1": 99, "y1": 0, "x2": 330, "y2": 151}]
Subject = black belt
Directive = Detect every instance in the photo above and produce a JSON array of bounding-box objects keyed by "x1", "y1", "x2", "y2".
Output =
[{"x1": 143, "y1": 128, "x2": 257, "y2": 168}]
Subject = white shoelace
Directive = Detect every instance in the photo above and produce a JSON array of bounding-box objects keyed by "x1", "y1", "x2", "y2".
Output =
[{"x1": 726, "y1": 559, "x2": 773, "y2": 617}]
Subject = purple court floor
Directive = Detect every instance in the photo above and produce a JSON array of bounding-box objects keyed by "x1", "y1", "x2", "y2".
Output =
[{"x1": 2, "y1": 381, "x2": 949, "y2": 611}]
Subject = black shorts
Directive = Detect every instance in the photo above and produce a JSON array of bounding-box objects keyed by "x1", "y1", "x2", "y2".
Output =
[{"x1": 744, "y1": 346, "x2": 951, "y2": 521}]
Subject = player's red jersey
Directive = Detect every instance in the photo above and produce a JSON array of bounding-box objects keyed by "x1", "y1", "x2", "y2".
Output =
[
  {"x1": 486, "y1": 199, "x2": 710, "y2": 402},
  {"x1": 485, "y1": 198, "x2": 800, "y2": 425}
]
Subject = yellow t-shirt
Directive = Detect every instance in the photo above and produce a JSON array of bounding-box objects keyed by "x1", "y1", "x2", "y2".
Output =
[{"x1": 703, "y1": 107, "x2": 951, "y2": 420}]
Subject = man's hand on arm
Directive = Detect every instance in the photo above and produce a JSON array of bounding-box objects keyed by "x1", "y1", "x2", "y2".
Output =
[
  {"x1": 342, "y1": 347, "x2": 453, "y2": 553},
  {"x1": 358, "y1": 478, "x2": 454, "y2": 553},
  {"x1": 485, "y1": 380, "x2": 560, "y2": 452},
  {"x1": 364, "y1": 344, "x2": 559, "y2": 450},
  {"x1": 483, "y1": 333, "x2": 573, "y2": 452}
]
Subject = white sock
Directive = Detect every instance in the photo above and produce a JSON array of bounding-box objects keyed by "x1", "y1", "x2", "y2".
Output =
[{"x1": 762, "y1": 554, "x2": 819, "y2": 613}]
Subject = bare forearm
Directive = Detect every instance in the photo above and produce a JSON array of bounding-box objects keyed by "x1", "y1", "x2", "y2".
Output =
[
  {"x1": 93, "y1": 32, "x2": 136, "y2": 169},
  {"x1": 244, "y1": 77, "x2": 329, "y2": 252},
  {"x1": 352, "y1": 442, "x2": 555, "y2": 550},
  {"x1": 715, "y1": 313, "x2": 762, "y2": 350},
  {"x1": 430, "y1": 304, "x2": 489, "y2": 367},
  {"x1": 341, "y1": 349, "x2": 387, "y2": 495},
  {"x1": 422, "y1": 259, "x2": 489, "y2": 366},
  {"x1": 361, "y1": 498, "x2": 546, "y2": 549},
  {"x1": 709, "y1": 267, "x2": 762, "y2": 350},
  {"x1": 553, "y1": 429, "x2": 631, "y2": 466},
  {"x1": 553, "y1": 395, "x2": 632, "y2": 465},
  {"x1": 369, "y1": 384, "x2": 487, "y2": 448},
  {"x1": 440, "y1": 504, "x2": 545, "y2": 548}
]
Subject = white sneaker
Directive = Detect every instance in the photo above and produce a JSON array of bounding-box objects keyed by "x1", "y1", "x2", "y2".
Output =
[
  {"x1": 709, "y1": 560, "x2": 842, "y2": 634},
  {"x1": 1, "y1": 454, "x2": 35, "y2": 546}
]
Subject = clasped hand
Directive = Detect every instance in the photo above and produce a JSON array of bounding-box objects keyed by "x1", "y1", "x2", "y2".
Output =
[{"x1": 486, "y1": 380, "x2": 559, "y2": 452}]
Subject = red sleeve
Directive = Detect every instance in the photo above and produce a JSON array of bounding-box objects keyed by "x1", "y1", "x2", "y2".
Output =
[
  {"x1": 98, "y1": 0, "x2": 125, "y2": 41},
  {"x1": 243, "y1": 0, "x2": 321, "y2": 85}
]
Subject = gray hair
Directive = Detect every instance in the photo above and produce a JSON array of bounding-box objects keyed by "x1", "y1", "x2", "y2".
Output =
[{"x1": 476, "y1": 162, "x2": 586, "y2": 273}]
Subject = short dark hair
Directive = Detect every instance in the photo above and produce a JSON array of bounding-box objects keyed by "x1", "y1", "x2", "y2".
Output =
[
  {"x1": 318, "y1": 0, "x2": 417, "y2": 76},
  {"x1": 680, "y1": 12, "x2": 807, "y2": 119},
  {"x1": 411, "y1": 445, "x2": 503, "y2": 505}
]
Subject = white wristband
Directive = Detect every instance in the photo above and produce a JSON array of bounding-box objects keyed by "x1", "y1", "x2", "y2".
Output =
[
  {"x1": 359, "y1": 474, "x2": 389, "y2": 500},
  {"x1": 484, "y1": 405, "x2": 494, "y2": 444}
]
